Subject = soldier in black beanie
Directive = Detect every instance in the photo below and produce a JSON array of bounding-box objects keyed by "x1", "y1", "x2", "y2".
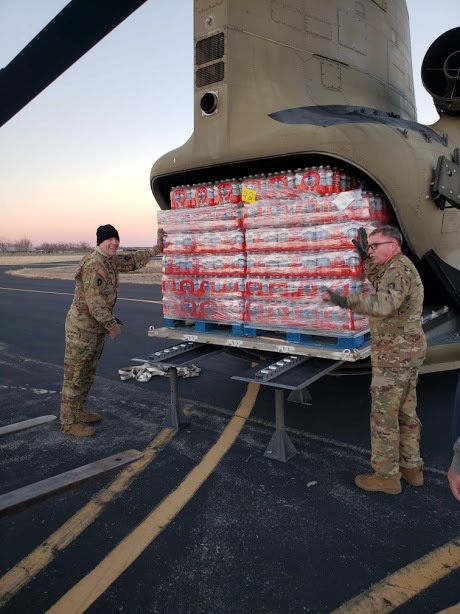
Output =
[
  {"x1": 60, "y1": 224, "x2": 165, "y2": 436},
  {"x1": 96, "y1": 224, "x2": 120, "y2": 245}
]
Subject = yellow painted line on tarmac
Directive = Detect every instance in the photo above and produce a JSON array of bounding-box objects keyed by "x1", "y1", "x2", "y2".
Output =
[
  {"x1": 0, "y1": 287, "x2": 74, "y2": 296},
  {"x1": 332, "y1": 537, "x2": 460, "y2": 614},
  {"x1": 0, "y1": 287, "x2": 162, "y2": 304},
  {"x1": 438, "y1": 604, "x2": 460, "y2": 613},
  {"x1": 118, "y1": 297, "x2": 162, "y2": 304},
  {"x1": 0, "y1": 428, "x2": 176, "y2": 608},
  {"x1": 47, "y1": 381, "x2": 260, "y2": 614}
]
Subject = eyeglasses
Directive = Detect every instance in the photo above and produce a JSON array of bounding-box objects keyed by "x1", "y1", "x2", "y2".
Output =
[{"x1": 368, "y1": 241, "x2": 394, "y2": 251}]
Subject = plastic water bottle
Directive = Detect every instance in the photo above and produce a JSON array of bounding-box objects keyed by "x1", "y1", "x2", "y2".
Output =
[{"x1": 325, "y1": 165, "x2": 334, "y2": 194}]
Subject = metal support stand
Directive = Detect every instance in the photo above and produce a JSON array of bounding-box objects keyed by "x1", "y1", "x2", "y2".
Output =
[
  {"x1": 287, "y1": 387, "x2": 312, "y2": 405},
  {"x1": 263, "y1": 388, "x2": 298, "y2": 462},
  {"x1": 150, "y1": 342, "x2": 223, "y2": 430},
  {"x1": 232, "y1": 355, "x2": 345, "y2": 462},
  {"x1": 162, "y1": 367, "x2": 191, "y2": 430},
  {"x1": 150, "y1": 342, "x2": 345, "y2": 460}
]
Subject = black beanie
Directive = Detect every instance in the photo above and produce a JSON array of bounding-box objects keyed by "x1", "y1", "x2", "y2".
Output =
[{"x1": 96, "y1": 224, "x2": 120, "y2": 245}]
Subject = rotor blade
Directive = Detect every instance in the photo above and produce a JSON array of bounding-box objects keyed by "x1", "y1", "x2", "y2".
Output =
[{"x1": 0, "y1": 0, "x2": 148, "y2": 127}]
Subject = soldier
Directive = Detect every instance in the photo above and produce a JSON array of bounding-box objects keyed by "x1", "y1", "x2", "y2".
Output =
[
  {"x1": 326, "y1": 225, "x2": 426, "y2": 494},
  {"x1": 60, "y1": 224, "x2": 165, "y2": 437},
  {"x1": 448, "y1": 437, "x2": 460, "y2": 501},
  {"x1": 447, "y1": 374, "x2": 460, "y2": 501}
]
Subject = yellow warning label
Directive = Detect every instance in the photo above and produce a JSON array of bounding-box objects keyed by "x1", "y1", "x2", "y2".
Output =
[{"x1": 241, "y1": 188, "x2": 257, "y2": 204}]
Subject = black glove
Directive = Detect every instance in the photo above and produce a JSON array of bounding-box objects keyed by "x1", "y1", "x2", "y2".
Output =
[
  {"x1": 326, "y1": 289, "x2": 348, "y2": 309},
  {"x1": 352, "y1": 226, "x2": 369, "y2": 259}
]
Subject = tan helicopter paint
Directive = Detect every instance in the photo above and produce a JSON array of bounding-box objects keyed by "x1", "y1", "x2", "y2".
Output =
[
  {"x1": 150, "y1": 0, "x2": 460, "y2": 367},
  {"x1": 150, "y1": 0, "x2": 459, "y2": 271}
]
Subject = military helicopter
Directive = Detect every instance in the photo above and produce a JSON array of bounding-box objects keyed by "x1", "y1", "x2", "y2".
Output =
[
  {"x1": 149, "y1": 0, "x2": 460, "y2": 371},
  {"x1": 1, "y1": 0, "x2": 458, "y2": 370}
]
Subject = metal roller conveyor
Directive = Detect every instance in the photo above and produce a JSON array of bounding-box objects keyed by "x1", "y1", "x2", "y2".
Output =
[
  {"x1": 255, "y1": 355, "x2": 309, "y2": 382},
  {"x1": 149, "y1": 342, "x2": 201, "y2": 361}
]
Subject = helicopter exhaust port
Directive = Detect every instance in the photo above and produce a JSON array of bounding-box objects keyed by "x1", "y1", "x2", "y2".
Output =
[
  {"x1": 422, "y1": 27, "x2": 460, "y2": 116},
  {"x1": 200, "y1": 91, "x2": 218, "y2": 115}
]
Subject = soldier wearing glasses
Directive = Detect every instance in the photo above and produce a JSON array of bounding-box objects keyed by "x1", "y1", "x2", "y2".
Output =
[{"x1": 326, "y1": 225, "x2": 426, "y2": 495}]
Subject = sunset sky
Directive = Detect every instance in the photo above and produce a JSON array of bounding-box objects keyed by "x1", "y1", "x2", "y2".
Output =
[{"x1": 0, "y1": 0, "x2": 457, "y2": 247}]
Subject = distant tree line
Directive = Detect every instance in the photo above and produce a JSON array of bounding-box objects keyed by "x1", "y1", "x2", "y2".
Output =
[
  {"x1": 35, "y1": 240, "x2": 91, "y2": 253},
  {"x1": 0, "y1": 236, "x2": 91, "y2": 253}
]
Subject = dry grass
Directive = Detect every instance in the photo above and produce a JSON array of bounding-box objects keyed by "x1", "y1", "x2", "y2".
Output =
[
  {"x1": 0, "y1": 254, "x2": 83, "y2": 265},
  {"x1": 2, "y1": 254, "x2": 163, "y2": 285}
]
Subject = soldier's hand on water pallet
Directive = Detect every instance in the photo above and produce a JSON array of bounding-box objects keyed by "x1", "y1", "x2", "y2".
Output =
[
  {"x1": 325, "y1": 288, "x2": 348, "y2": 309},
  {"x1": 352, "y1": 226, "x2": 369, "y2": 259},
  {"x1": 156, "y1": 227, "x2": 165, "y2": 250}
]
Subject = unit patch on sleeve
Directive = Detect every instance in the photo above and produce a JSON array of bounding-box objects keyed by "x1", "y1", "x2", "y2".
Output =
[{"x1": 91, "y1": 271, "x2": 106, "y2": 290}]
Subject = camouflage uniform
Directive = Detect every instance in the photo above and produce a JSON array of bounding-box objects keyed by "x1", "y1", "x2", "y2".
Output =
[
  {"x1": 60, "y1": 246, "x2": 157, "y2": 427},
  {"x1": 346, "y1": 253, "x2": 426, "y2": 478}
]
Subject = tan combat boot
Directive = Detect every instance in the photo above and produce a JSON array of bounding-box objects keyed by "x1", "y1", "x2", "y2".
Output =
[
  {"x1": 78, "y1": 409, "x2": 102, "y2": 423},
  {"x1": 400, "y1": 466, "x2": 424, "y2": 486},
  {"x1": 61, "y1": 423, "x2": 95, "y2": 437},
  {"x1": 354, "y1": 473, "x2": 401, "y2": 495}
]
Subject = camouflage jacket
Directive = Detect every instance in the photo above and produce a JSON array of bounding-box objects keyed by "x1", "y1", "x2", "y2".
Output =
[
  {"x1": 346, "y1": 253, "x2": 426, "y2": 367},
  {"x1": 67, "y1": 246, "x2": 157, "y2": 333},
  {"x1": 453, "y1": 437, "x2": 460, "y2": 475}
]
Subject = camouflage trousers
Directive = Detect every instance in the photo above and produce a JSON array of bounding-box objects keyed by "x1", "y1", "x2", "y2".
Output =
[
  {"x1": 370, "y1": 366, "x2": 422, "y2": 478},
  {"x1": 60, "y1": 320, "x2": 105, "y2": 426}
]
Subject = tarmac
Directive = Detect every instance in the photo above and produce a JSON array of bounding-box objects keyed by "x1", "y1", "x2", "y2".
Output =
[{"x1": 0, "y1": 263, "x2": 459, "y2": 613}]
